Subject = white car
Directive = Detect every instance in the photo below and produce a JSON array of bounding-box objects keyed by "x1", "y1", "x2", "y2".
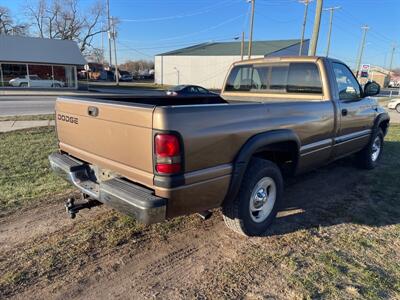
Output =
[
  {"x1": 9, "y1": 75, "x2": 64, "y2": 88},
  {"x1": 387, "y1": 98, "x2": 400, "y2": 113}
]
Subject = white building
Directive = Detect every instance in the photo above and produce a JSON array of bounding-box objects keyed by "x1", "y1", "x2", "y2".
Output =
[
  {"x1": 0, "y1": 35, "x2": 86, "y2": 89},
  {"x1": 155, "y1": 39, "x2": 309, "y2": 89}
]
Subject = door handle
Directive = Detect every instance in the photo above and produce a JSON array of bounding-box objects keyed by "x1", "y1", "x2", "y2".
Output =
[
  {"x1": 341, "y1": 108, "x2": 348, "y2": 116},
  {"x1": 88, "y1": 106, "x2": 99, "y2": 117}
]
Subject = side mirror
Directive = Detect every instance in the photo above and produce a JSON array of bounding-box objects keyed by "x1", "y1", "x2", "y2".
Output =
[{"x1": 364, "y1": 81, "x2": 380, "y2": 97}]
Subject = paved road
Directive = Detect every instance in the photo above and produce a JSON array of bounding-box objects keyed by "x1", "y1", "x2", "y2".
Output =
[
  {"x1": 388, "y1": 110, "x2": 400, "y2": 124},
  {"x1": 0, "y1": 96, "x2": 57, "y2": 116},
  {"x1": 0, "y1": 89, "x2": 165, "y2": 116}
]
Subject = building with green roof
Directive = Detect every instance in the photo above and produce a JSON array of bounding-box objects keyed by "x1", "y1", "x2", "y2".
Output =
[{"x1": 155, "y1": 39, "x2": 309, "y2": 89}]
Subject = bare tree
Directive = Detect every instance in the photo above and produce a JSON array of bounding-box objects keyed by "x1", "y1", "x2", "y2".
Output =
[
  {"x1": 119, "y1": 60, "x2": 155, "y2": 73},
  {"x1": 26, "y1": 0, "x2": 106, "y2": 53},
  {"x1": 86, "y1": 47, "x2": 105, "y2": 64},
  {"x1": 0, "y1": 6, "x2": 29, "y2": 35}
]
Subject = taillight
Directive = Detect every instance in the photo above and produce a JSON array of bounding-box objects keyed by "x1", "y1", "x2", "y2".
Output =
[{"x1": 154, "y1": 134, "x2": 182, "y2": 174}]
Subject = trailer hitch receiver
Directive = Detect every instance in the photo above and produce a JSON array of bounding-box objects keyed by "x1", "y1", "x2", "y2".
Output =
[{"x1": 65, "y1": 196, "x2": 102, "y2": 219}]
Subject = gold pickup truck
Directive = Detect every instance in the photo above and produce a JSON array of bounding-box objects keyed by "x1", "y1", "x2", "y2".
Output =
[{"x1": 49, "y1": 56, "x2": 389, "y2": 236}]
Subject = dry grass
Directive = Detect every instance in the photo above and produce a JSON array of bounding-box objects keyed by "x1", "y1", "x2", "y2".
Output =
[
  {"x1": 0, "y1": 126, "x2": 70, "y2": 213},
  {"x1": 0, "y1": 114, "x2": 55, "y2": 122}
]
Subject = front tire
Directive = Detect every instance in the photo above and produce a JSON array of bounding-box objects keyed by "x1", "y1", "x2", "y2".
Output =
[
  {"x1": 222, "y1": 158, "x2": 283, "y2": 236},
  {"x1": 356, "y1": 129, "x2": 384, "y2": 169}
]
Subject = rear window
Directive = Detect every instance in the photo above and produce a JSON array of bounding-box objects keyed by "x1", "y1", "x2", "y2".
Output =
[{"x1": 225, "y1": 62, "x2": 322, "y2": 94}]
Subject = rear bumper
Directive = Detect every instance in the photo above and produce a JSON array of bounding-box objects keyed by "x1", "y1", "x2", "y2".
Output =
[{"x1": 49, "y1": 153, "x2": 166, "y2": 224}]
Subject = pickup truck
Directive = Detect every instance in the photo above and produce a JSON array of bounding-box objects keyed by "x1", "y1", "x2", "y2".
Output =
[{"x1": 49, "y1": 56, "x2": 389, "y2": 236}]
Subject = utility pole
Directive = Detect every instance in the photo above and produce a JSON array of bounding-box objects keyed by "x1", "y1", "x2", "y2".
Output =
[
  {"x1": 248, "y1": 0, "x2": 255, "y2": 59},
  {"x1": 299, "y1": 0, "x2": 311, "y2": 56},
  {"x1": 323, "y1": 6, "x2": 340, "y2": 57},
  {"x1": 355, "y1": 25, "x2": 369, "y2": 78},
  {"x1": 111, "y1": 17, "x2": 119, "y2": 86},
  {"x1": 388, "y1": 44, "x2": 396, "y2": 84},
  {"x1": 101, "y1": 21, "x2": 104, "y2": 65},
  {"x1": 241, "y1": 31, "x2": 245, "y2": 60},
  {"x1": 308, "y1": 0, "x2": 323, "y2": 56},
  {"x1": 107, "y1": 0, "x2": 112, "y2": 68}
]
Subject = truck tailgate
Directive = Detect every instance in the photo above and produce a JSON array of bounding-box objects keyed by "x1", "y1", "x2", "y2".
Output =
[{"x1": 55, "y1": 97, "x2": 155, "y2": 187}]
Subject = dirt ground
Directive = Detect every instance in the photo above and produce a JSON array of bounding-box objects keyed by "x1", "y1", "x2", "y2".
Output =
[{"x1": 1, "y1": 152, "x2": 399, "y2": 300}]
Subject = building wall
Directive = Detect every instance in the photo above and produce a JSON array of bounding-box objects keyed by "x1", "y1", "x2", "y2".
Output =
[
  {"x1": 154, "y1": 43, "x2": 308, "y2": 89},
  {"x1": 155, "y1": 55, "x2": 263, "y2": 89}
]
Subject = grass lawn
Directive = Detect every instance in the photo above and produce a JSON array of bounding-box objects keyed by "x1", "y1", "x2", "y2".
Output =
[
  {"x1": 0, "y1": 114, "x2": 55, "y2": 122},
  {"x1": 0, "y1": 126, "x2": 70, "y2": 213}
]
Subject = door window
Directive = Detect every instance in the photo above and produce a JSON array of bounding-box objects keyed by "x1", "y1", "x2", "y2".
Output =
[
  {"x1": 333, "y1": 63, "x2": 361, "y2": 100},
  {"x1": 197, "y1": 87, "x2": 209, "y2": 94}
]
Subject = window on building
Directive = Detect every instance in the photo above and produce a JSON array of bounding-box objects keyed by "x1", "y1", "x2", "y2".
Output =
[
  {"x1": 64, "y1": 65, "x2": 76, "y2": 88},
  {"x1": 28, "y1": 65, "x2": 56, "y2": 88},
  {"x1": 1, "y1": 64, "x2": 28, "y2": 87},
  {"x1": 0, "y1": 63, "x2": 76, "y2": 89}
]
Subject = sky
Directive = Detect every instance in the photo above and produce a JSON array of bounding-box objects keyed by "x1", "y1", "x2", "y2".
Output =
[{"x1": 3, "y1": 0, "x2": 400, "y2": 69}]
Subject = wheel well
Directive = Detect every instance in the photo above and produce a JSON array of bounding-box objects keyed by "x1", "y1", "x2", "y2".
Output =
[
  {"x1": 379, "y1": 120, "x2": 389, "y2": 136},
  {"x1": 252, "y1": 141, "x2": 299, "y2": 175}
]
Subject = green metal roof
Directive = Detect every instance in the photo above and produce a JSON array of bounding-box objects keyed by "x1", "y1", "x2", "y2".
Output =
[{"x1": 157, "y1": 39, "x2": 304, "y2": 56}]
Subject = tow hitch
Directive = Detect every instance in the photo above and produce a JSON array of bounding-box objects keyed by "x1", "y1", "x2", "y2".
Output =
[{"x1": 65, "y1": 195, "x2": 102, "y2": 219}]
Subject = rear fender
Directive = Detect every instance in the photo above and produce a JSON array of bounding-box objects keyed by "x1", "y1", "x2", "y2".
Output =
[{"x1": 223, "y1": 129, "x2": 300, "y2": 204}]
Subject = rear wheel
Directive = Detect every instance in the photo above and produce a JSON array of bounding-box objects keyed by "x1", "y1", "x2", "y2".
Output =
[
  {"x1": 356, "y1": 129, "x2": 384, "y2": 169},
  {"x1": 222, "y1": 158, "x2": 283, "y2": 236},
  {"x1": 19, "y1": 82, "x2": 28, "y2": 87},
  {"x1": 396, "y1": 104, "x2": 400, "y2": 113}
]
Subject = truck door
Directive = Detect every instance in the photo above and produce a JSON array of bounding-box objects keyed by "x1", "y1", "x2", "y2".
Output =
[{"x1": 331, "y1": 62, "x2": 376, "y2": 158}]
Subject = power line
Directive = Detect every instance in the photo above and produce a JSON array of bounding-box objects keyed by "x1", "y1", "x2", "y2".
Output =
[{"x1": 120, "y1": 0, "x2": 239, "y2": 22}]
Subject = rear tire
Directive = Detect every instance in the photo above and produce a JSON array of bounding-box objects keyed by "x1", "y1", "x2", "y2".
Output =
[
  {"x1": 396, "y1": 104, "x2": 400, "y2": 113},
  {"x1": 356, "y1": 129, "x2": 384, "y2": 169},
  {"x1": 222, "y1": 158, "x2": 283, "y2": 236}
]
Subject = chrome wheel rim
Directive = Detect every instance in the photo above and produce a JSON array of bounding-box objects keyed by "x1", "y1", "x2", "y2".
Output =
[
  {"x1": 371, "y1": 136, "x2": 381, "y2": 162},
  {"x1": 249, "y1": 177, "x2": 276, "y2": 223}
]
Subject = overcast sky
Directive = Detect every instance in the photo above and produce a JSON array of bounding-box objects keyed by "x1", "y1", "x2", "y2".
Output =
[{"x1": 5, "y1": 0, "x2": 400, "y2": 69}]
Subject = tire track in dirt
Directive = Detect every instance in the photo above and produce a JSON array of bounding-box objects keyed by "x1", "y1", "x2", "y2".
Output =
[
  {"x1": 54, "y1": 220, "x2": 239, "y2": 300},
  {"x1": 5, "y1": 160, "x2": 366, "y2": 300}
]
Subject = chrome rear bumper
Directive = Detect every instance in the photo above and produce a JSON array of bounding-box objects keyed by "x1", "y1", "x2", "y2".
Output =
[{"x1": 49, "y1": 153, "x2": 166, "y2": 224}]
